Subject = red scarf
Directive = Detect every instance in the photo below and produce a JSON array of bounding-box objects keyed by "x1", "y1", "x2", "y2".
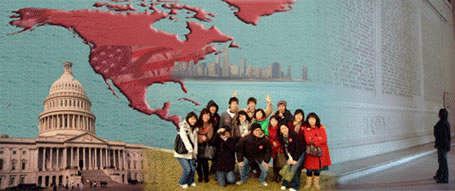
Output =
[{"x1": 268, "y1": 125, "x2": 278, "y2": 140}]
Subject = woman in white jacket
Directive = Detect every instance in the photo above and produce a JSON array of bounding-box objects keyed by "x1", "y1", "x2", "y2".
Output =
[{"x1": 174, "y1": 112, "x2": 199, "y2": 189}]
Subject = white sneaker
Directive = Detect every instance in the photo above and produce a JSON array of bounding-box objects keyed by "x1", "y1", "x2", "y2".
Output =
[
  {"x1": 190, "y1": 183, "x2": 196, "y2": 187},
  {"x1": 236, "y1": 181, "x2": 244, "y2": 185},
  {"x1": 261, "y1": 182, "x2": 268, "y2": 186},
  {"x1": 289, "y1": 188, "x2": 297, "y2": 191},
  {"x1": 180, "y1": 184, "x2": 188, "y2": 189},
  {"x1": 281, "y1": 186, "x2": 286, "y2": 190}
]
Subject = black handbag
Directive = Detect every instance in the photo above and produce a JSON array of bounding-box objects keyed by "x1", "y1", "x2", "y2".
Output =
[
  {"x1": 305, "y1": 138, "x2": 323, "y2": 157},
  {"x1": 198, "y1": 143, "x2": 216, "y2": 159},
  {"x1": 174, "y1": 133, "x2": 194, "y2": 154}
]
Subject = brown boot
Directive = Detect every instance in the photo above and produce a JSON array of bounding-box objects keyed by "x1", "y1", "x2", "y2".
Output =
[
  {"x1": 313, "y1": 176, "x2": 321, "y2": 190},
  {"x1": 303, "y1": 176, "x2": 312, "y2": 189}
]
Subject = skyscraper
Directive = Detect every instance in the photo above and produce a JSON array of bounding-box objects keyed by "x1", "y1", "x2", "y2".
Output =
[
  {"x1": 271, "y1": 62, "x2": 281, "y2": 79},
  {"x1": 241, "y1": 58, "x2": 246, "y2": 78},
  {"x1": 216, "y1": 54, "x2": 220, "y2": 65},
  {"x1": 302, "y1": 64, "x2": 308, "y2": 80},
  {"x1": 222, "y1": 46, "x2": 230, "y2": 77},
  {"x1": 215, "y1": 54, "x2": 221, "y2": 76},
  {"x1": 208, "y1": 62, "x2": 216, "y2": 77},
  {"x1": 247, "y1": 66, "x2": 255, "y2": 78},
  {"x1": 285, "y1": 65, "x2": 292, "y2": 79},
  {"x1": 200, "y1": 62, "x2": 208, "y2": 77},
  {"x1": 230, "y1": 65, "x2": 240, "y2": 77}
]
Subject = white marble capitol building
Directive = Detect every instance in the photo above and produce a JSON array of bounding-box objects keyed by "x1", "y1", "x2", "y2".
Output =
[{"x1": 0, "y1": 62, "x2": 146, "y2": 189}]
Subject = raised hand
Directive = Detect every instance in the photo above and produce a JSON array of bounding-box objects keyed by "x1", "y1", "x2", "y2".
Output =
[
  {"x1": 232, "y1": 90, "x2": 238, "y2": 98},
  {"x1": 265, "y1": 93, "x2": 272, "y2": 103}
]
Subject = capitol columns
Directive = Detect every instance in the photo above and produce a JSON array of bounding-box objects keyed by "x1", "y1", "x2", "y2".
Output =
[
  {"x1": 88, "y1": 147, "x2": 92, "y2": 170},
  {"x1": 104, "y1": 149, "x2": 108, "y2": 168},
  {"x1": 69, "y1": 147, "x2": 73, "y2": 168},
  {"x1": 72, "y1": 114, "x2": 75, "y2": 129},
  {"x1": 57, "y1": 147, "x2": 60, "y2": 169},
  {"x1": 34, "y1": 148, "x2": 39, "y2": 171},
  {"x1": 123, "y1": 149, "x2": 126, "y2": 170},
  {"x1": 49, "y1": 147, "x2": 54, "y2": 170},
  {"x1": 63, "y1": 146, "x2": 67, "y2": 169},
  {"x1": 57, "y1": 115, "x2": 60, "y2": 129},
  {"x1": 113, "y1": 149, "x2": 117, "y2": 170},
  {"x1": 94, "y1": 147, "x2": 97, "y2": 169},
  {"x1": 100, "y1": 148, "x2": 104, "y2": 170},
  {"x1": 77, "y1": 147, "x2": 80, "y2": 170},
  {"x1": 83, "y1": 147, "x2": 86, "y2": 170},
  {"x1": 42, "y1": 147, "x2": 46, "y2": 171}
]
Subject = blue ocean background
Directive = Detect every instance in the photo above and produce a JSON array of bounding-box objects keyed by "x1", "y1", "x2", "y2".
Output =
[{"x1": 0, "y1": 0, "x2": 333, "y2": 149}]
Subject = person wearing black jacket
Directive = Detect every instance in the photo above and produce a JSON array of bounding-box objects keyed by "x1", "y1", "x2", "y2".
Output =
[
  {"x1": 206, "y1": 100, "x2": 221, "y2": 132},
  {"x1": 274, "y1": 100, "x2": 293, "y2": 125},
  {"x1": 206, "y1": 100, "x2": 220, "y2": 174},
  {"x1": 236, "y1": 123, "x2": 272, "y2": 186},
  {"x1": 212, "y1": 127, "x2": 236, "y2": 187},
  {"x1": 278, "y1": 123, "x2": 304, "y2": 191},
  {"x1": 433, "y1": 108, "x2": 451, "y2": 183}
]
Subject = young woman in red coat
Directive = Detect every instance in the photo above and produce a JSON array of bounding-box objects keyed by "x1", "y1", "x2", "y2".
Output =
[
  {"x1": 303, "y1": 112, "x2": 331, "y2": 190},
  {"x1": 267, "y1": 116, "x2": 283, "y2": 182}
]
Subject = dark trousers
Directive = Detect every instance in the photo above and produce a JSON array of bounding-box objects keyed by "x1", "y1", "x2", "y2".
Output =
[
  {"x1": 436, "y1": 149, "x2": 449, "y2": 181},
  {"x1": 196, "y1": 158, "x2": 209, "y2": 181}
]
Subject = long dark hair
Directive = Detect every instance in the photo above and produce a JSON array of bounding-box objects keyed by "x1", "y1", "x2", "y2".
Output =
[
  {"x1": 185, "y1": 112, "x2": 198, "y2": 129},
  {"x1": 236, "y1": 110, "x2": 251, "y2": 125},
  {"x1": 254, "y1": 108, "x2": 266, "y2": 121},
  {"x1": 277, "y1": 123, "x2": 291, "y2": 143},
  {"x1": 269, "y1": 115, "x2": 279, "y2": 127},
  {"x1": 268, "y1": 115, "x2": 280, "y2": 137},
  {"x1": 196, "y1": 108, "x2": 212, "y2": 127},
  {"x1": 306, "y1": 112, "x2": 321, "y2": 128},
  {"x1": 293, "y1": 109, "x2": 305, "y2": 123}
]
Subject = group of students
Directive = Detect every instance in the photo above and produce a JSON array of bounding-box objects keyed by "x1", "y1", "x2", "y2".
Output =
[{"x1": 173, "y1": 93, "x2": 331, "y2": 190}]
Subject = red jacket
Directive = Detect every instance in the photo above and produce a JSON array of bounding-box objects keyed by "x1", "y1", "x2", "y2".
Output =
[
  {"x1": 268, "y1": 124, "x2": 282, "y2": 159},
  {"x1": 303, "y1": 125, "x2": 331, "y2": 170}
]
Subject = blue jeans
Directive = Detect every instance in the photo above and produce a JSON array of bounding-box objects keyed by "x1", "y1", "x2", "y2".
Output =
[
  {"x1": 283, "y1": 153, "x2": 305, "y2": 190},
  {"x1": 215, "y1": 171, "x2": 235, "y2": 186},
  {"x1": 177, "y1": 158, "x2": 195, "y2": 185},
  {"x1": 238, "y1": 157, "x2": 269, "y2": 183}
]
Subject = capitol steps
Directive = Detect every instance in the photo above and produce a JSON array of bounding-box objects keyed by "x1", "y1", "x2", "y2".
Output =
[{"x1": 80, "y1": 170, "x2": 120, "y2": 186}]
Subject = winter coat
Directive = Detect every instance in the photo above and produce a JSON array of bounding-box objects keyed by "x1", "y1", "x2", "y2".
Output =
[
  {"x1": 303, "y1": 125, "x2": 331, "y2": 170},
  {"x1": 268, "y1": 124, "x2": 282, "y2": 159},
  {"x1": 232, "y1": 121, "x2": 251, "y2": 142},
  {"x1": 213, "y1": 136, "x2": 237, "y2": 172},
  {"x1": 237, "y1": 133, "x2": 272, "y2": 164},
  {"x1": 206, "y1": 100, "x2": 221, "y2": 132},
  {"x1": 288, "y1": 121, "x2": 307, "y2": 148},
  {"x1": 274, "y1": 110, "x2": 293, "y2": 125},
  {"x1": 279, "y1": 131, "x2": 304, "y2": 162},
  {"x1": 434, "y1": 120, "x2": 451, "y2": 152},
  {"x1": 197, "y1": 123, "x2": 214, "y2": 144},
  {"x1": 253, "y1": 119, "x2": 270, "y2": 136},
  {"x1": 220, "y1": 109, "x2": 237, "y2": 130},
  {"x1": 174, "y1": 121, "x2": 198, "y2": 159}
]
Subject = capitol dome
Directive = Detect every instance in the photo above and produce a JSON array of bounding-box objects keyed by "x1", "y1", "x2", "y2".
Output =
[
  {"x1": 49, "y1": 62, "x2": 86, "y2": 95},
  {"x1": 38, "y1": 62, "x2": 96, "y2": 137}
]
